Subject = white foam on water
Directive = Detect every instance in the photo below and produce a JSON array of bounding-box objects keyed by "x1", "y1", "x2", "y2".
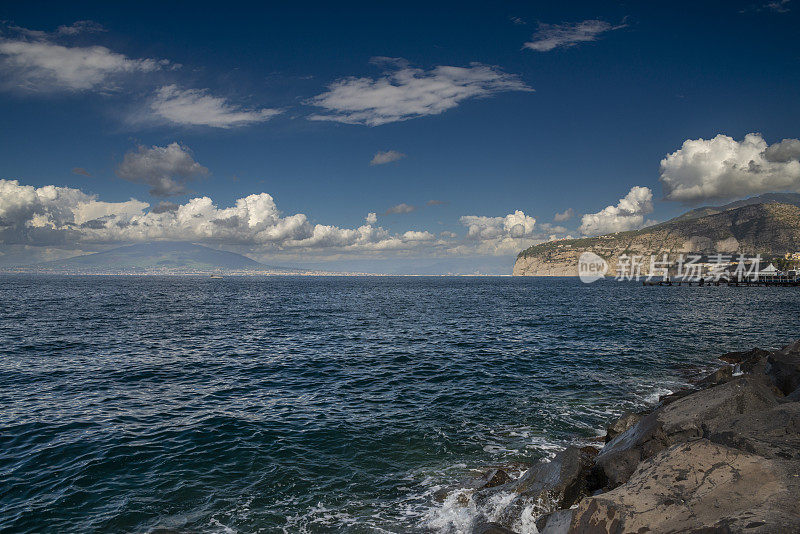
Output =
[{"x1": 643, "y1": 387, "x2": 673, "y2": 405}]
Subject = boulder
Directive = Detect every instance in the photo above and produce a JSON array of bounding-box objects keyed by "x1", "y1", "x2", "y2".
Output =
[
  {"x1": 595, "y1": 376, "x2": 780, "y2": 488},
  {"x1": 706, "y1": 402, "x2": 800, "y2": 462},
  {"x1": 718, "y1": 347, "x2": 770, "y2": 366},
  {"x1": 570, "y1": 439, "x2": 800, "y2": 533},
  {"x1": 493, "y1": 447, "x2": 596, "y2": 527},
  {"x1": 767, "y1": 339, "x2": 800, "y2": 395},
  {"x1": 535, "y1": 509, "x2": 574, "y2": 534},
  {"x1": 472, "y1": 522, "x2": 517, "y2": 534},
  {"x1": 433, "y1": 467, "x2": 511, "y2": 502},
  {"x1": 694, "y1": 365, "x2": 734, "y2": 388},
  {"x1": 604, "y1": 412, "x2": 642, "y2": 443}
]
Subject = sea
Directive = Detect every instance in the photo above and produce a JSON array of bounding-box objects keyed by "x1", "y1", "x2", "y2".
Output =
[{"x1": 1, "y1": 275, "x2": 799, "y2": 533}]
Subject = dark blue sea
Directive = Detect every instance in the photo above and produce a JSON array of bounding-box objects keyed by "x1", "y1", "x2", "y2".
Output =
[{"x1": 2, "y1": 276, "x2": 799, "y2": 533}]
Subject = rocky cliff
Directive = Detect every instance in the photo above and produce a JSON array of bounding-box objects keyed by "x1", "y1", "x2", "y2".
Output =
[
  {"x1": 513, "y1": 202, "x2": 800, "y2": 276},
  {"x1": 441, "y1": 340, "x2": 800, "y2": 534}
]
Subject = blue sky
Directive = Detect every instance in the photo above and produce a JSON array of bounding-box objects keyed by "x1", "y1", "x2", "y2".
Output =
[{"x1": 1, "y1": 1, "x2": 799, "y2": 272}]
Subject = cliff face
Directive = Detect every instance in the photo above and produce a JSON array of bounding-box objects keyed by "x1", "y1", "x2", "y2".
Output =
[{"x1": 513, "y1": 202, "x2": 800, "y2": 276}]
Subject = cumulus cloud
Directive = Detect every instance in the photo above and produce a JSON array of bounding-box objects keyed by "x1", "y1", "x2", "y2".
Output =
[
  {"x1": 524, "y1": 20, "x2": 626, "y2": 52},
  {"x1": 385, "y1": 203, "x2": 416, "y2": 215},
  {"x1": 579, "y1": 186, "x2": 654, "y2": 235},
  {"x1": 0, "y1": 24, "x2": 167, "y2": 92},
  {"x1": 150, "y1": 201, "x2": 179, "y2": 214},
  {"x1": 0, "y1": 179, "x2": 452, "y2": 256},
  {"x1": 307, "y1": 58, "x2": 532, "y2": 126},
  {"x1": 116, "y1": 142, "x2": 209, "y2": 197},
  {"x1": 370, "y1": 150, "x2": 406, "y2": 165},
  {"x1": 150, "y1": 85, "x2": 282, "y2": 128},
  {"x1": 553, "y1": 207, "x2": 574, "y2": 222},
  {"x1": 365, "y1": 212, "x2": 377, "y2": 224},
  {"x1": 659, "y1": 133, "x2": 800, "y2": 203},
  {"x1": 457, "y1": 210, "x2": 543, "y2": 254}
]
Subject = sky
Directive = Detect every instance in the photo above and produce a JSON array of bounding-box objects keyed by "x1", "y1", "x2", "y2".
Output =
[{"x1": 1, "y1": 0, "x2": 799, "y2": 273}]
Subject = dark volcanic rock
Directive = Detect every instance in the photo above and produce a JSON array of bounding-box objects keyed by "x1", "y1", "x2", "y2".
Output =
[
  {"x1": 695, "y1": 365, "x2": 734, "y2": 388},
  {"x1": 472, "y1": 521, "x2": 517, "y2": 534},
  {"x1": 766, "y1": 339, "x2": 800, "y2": 395},
  {"x1": 570, "y1": 439, "x2": 800, "y2": 533},
  {"x1": 495, "y1": 447, "x2": 596, "y2": 526},
  {"x1": 535, "y1": 509, "x2": 574, "y2": 534},
  {"x1": 604, "y1": 412, "x2": 642, "y2": 443},
  {"x1": 718, "y1": 347, "x2": 770, "y2": 366},
  {"x1": 595, "y1": 376, "x2": 780, "y2": 488},
  {"x1": 434, "y1": 468, "x2": 512, "y2": 502}
]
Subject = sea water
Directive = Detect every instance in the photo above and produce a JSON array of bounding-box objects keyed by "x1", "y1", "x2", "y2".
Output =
[{"x1": 1, "y1": 275, "x2": 798, "y2": 533}]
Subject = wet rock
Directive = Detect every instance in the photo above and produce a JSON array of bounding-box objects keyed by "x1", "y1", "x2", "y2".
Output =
[
  {"x1": 695, "y1": 365, "x2": 734, "y2": 388},
  {"x1": 718, "y1": 347, "x2": 770, "y2": 366},
  {"x1": 472, "y1": 521, "x2": 517, "y2": 534},
  {"x1": 595, "y1": 376, "x2": 780, "y2": 488},
  {"x1": 495, "y1": 447, "x2": 596, "y2": 526},
  {"x1": 570, "y1": 439, "x2": 800, "y2": 533},
  {"x1": 535, "y1": 508, "x2": 574, "y2": 534},
  {"x1": 604, "y1": 412, "x2": 642, "y2": 443},
  {"x1": 766, "y1": 339, "x2": 800, "y2": 395},
  {"x1": 433, "y1": 468, "x2": 512, "y2": 502}
]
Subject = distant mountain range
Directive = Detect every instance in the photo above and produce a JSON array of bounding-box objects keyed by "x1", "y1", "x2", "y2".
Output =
[
  {"x1": 30, "y1": 242, "x2": 297, "y2": 274},
  {"x1": 514, "y1": 193, "x2": 800, "y2": 276}
]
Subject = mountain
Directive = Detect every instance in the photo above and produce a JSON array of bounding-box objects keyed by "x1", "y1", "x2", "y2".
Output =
[
  {"x1": 32, "y1": 242, "x2": 295, "y2": 274},
  {"x1": 673, "y1": 192, "x2": 800, "y2": 222},
  {"x1": 514, "y1": 201, "x2": 800, "y2": 276}
]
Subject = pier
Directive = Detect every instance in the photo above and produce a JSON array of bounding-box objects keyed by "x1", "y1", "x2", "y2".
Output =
[{"x1": 643, "y1": 278, "x2": 800, "y2": 287}]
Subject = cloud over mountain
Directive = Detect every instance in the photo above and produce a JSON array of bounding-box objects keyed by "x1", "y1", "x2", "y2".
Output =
[
  {"x1": 579, "y1": 186, "x2": 654, "y2": 235},
  {"x1": 115, "y1": 143, "x2": 209, "y2": 197},
  {"x1": 660, "y1": 133, "x2": 800, "y2": 203}
]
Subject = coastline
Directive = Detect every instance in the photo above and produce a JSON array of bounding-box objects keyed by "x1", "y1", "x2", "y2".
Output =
[{"x1": 434, "y1": 341, "x2": 800, "y2": 534}]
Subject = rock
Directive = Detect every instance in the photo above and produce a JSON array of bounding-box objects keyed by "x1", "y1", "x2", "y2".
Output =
[
  {"x1": 472, "y1": 521, "x2": 518, "y2": 534},
  {"x1": 495, "y1": 447, "x2": 596, "y2": 526},
  {"x1": 695, "y1": 365, "x2": 734, "y2": 388},
  {"x1": 595, "y1": 376, "x2": 780, "y2": 488},
  {"x1": 535, "y1": 509, "x2": 574, "y2": 534},
  {"x1": 787, "y1": 385, "x2": 800, "y2": 402},
  {"x1": 433, "y1": 468, "x2": 512, "y2": 502},
  {"x1": 718, "y1": 347, "x2": 770, "y2": 366},
  {"x1": 767, "y1": 339, "x2": 800, "y2": 395},
  {"x1": 570, "y1": 439, "x2": 800, "y2": 533},
  {"x1": 706, "y1": 402, "x2": 800, "y2": 462},
  {"x1": 604, "y1": 412, "x2": 642, "y2": 443}
]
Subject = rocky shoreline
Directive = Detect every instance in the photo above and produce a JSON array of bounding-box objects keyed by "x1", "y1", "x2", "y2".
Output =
[{"x1": 439, "y1": 340, "x2": 800, "y2": 533}]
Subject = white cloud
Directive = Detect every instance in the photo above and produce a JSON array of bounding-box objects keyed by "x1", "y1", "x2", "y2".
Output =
[
  {"x1": 370, "y1": 150, "x2": 406, "y2": 165},
  {"x1": 115, "y1": 143, "x2": 209, "y2": 197},
  {"x1": 659, "y1": 133, "x2": 800, "y2": 203},
  {"x1": 308, "y1": 58, "x2": 532, "y2": 126},
  {"x1": 524, "y1": 20, "x2": 626, "y2": 52},
  {"x1": 0, "y1": 179, "x2": 449, "y2": 255},
  {"x1": 0, "y1": 25, "x2": 166, "y2": 92},
  {"x1": 553, "y1": 207, "x2": 574, "y2": 222},
  {"x1": 150, "y1": 85, "x2": 282, "y2": 128},
  {"x1": 365, "y1": 212, "x2": 377, "y2": 224},
  {"x1": 385, "y1": 203, "x2": 416, "y2": 215},
  {"x1": 456, "y1": 210, "x2": 546, "y2": 254},
  {"x1": 579, "y1": 186, "x2": 653, "y2": 235}
]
